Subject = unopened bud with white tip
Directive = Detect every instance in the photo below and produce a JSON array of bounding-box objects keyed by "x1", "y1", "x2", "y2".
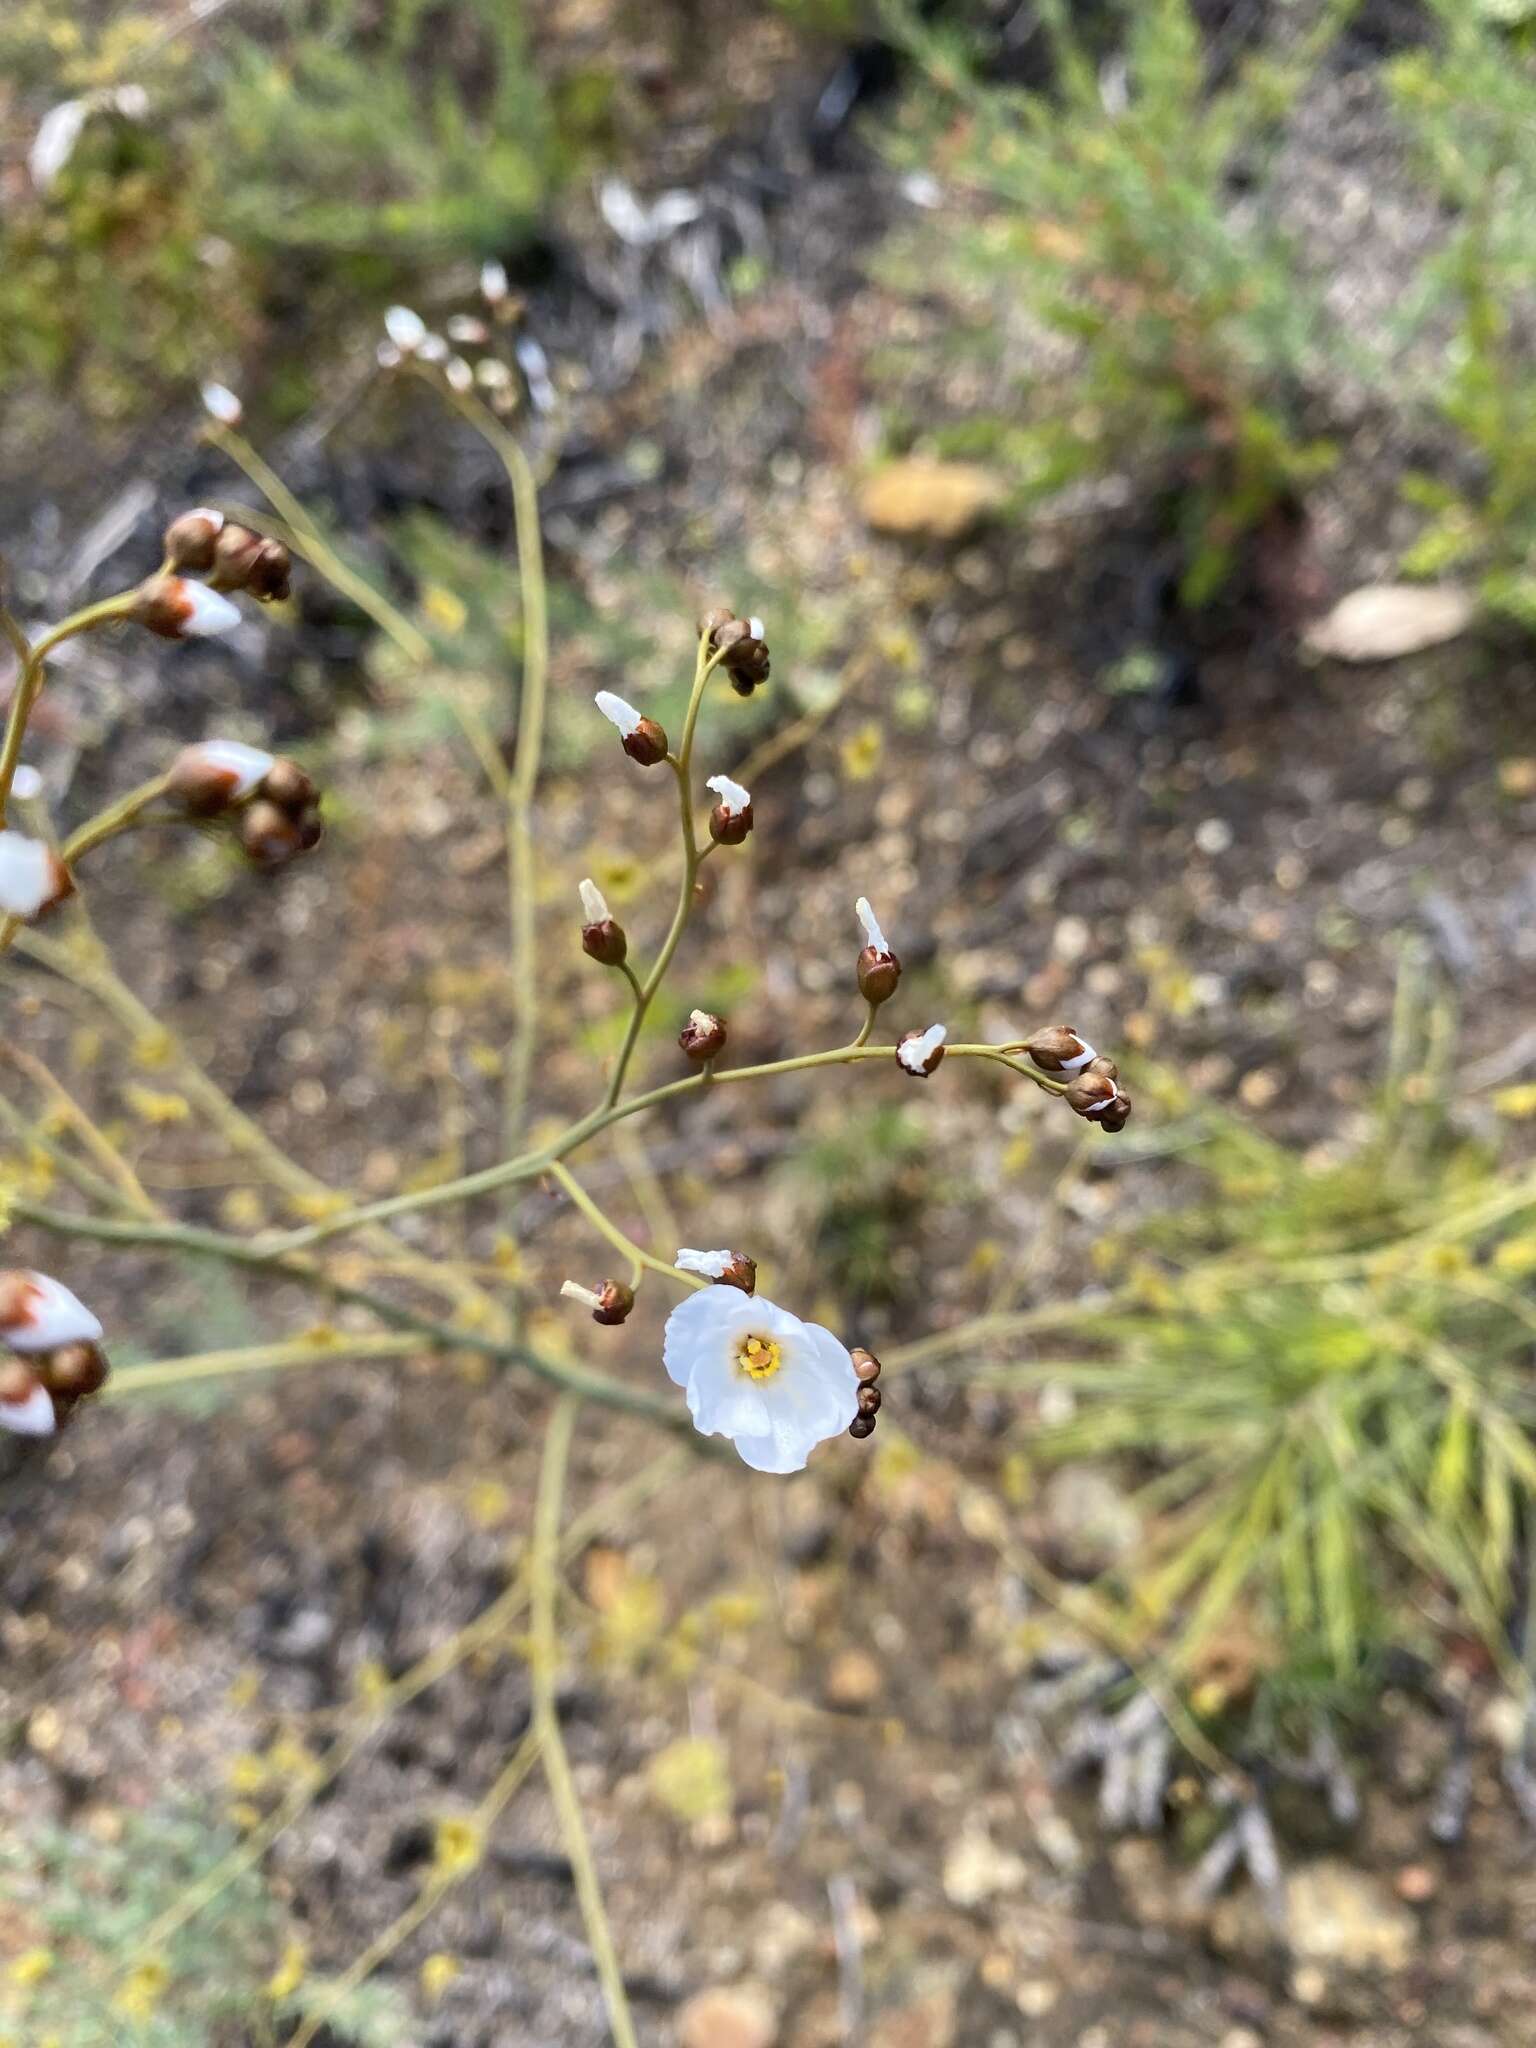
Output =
[
  {"x1": 384, "y1": 305, "x2": 428, "y2": 354},
  {"x1": 578, "y1": 876, "x2": 627, "y2": 966},
  {"x1": 594, "y1": 690, "x2": 668, "y2": 767},
  {"x1": 131, "y1": 575, "x2": 242, "y2": 640},
  {"x1": 706, "y1": 773, "x2": 753, "y2": 846},
  {"x1": 675, "y1": 1248, "x2": 757, "y2": 1293},
  {"x1": 201, "y1": 382, "x2": 243, "y2": 427},
  {"x1": 1022, "y1": 1025, "x2": 1097, "y2": 1078},
  {"x1": 897, "y1": 1023, "x2": 947, "y2": 1078},
  {"x1": 855, "y1": 895, "x2": 901, "y2": 1006},
  {"x1": 167, "y1": 739, "x2": 277, "y2": 817},
  {"x1": 481, "y1": 260, "x2": 509, "y2": 308},
  {"x1": 0, "y1": 1270, "x2": 103, "y2": 1352},
  {"x1": 0, "y1": 831, "x2": 72, "y2": 921},
  {"x1": 560, "y1": 1277, "x2": 635, "y2": 1326},
  {"x1": 0, "y1": 1358, "x2": 55, "y2": 1437},
  {"x1": 679, "y1": 1009, "x2": 727, "y2": 1063}
]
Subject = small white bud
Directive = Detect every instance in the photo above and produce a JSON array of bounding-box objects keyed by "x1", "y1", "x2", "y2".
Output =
[
  {"x1": 481, "y1": 260, "x2": 509, "y2": 305},
  {"x1": 0, "y1": 1379, "x2": 56, "y2": 1437},
  {"x1": 11, "y1": 767, "x2": 43, "y2": 802},
  {"x1": 705, "y1": 773, "x2": 751, "y2": 818},
  {"x1": 447, "y1": 315, "x2": 489, "y2": 345},
  {"x1": 445, "y1": 356, "x2": 474, "y2": 393},
  {"x1": 417, "y1": 331, "x2": 449, "y2": 364},
  {"x1": 578, "y1": 877, "x2": 610, "y2": 924},
  {"x1": 201, "y1": 381, "x2": 243, "y2": 427},
  {"x1": 594, "y1": 690, "x2": 643, "y2": 738},
  {"x1": 384, "y1": 305, "x2": 428, "y2": 353},
  {"x1": 376, "y1": 341, "x2": 402, "y2": 370},
  {"x1": 0, "y1": 1270, "x2": 103, "y2": 1352},
  {"x1": 856, "y1": 896, "x2": 890, "y2": 956},
  {"x1": 897, "y1": 1023, "x2": 948, "y2": 1076},
  {"x1": 0, "y1": 831, "x2": 70, "y2": 921},
  {"x1": 475, "y1": 358, "x2": 514, "y2": 392}
]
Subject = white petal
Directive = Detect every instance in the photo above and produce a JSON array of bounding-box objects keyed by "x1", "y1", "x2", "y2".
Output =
[
  {"x1": 447, "y1": 315, "x2": 488, "y2": 345},
  {"x1": 0, "y1": 1383, "x2": 56, "y2": 1437},
  {"x1": 855, "y1": 896, "x2": 889, "y2": 954},
  {"x1": 376, "y1": 342, "x2": 402, "y2": 370},
  {"x1": 560, "y1": 1280, "x2": 604, "y2": 1311},
  {"x1": 594, "y1": 690, "x2": 642, "y2": 737},
  {"x1": 705, "y1": 774, "x2": 750, "y2": 817},
  {"x1": 1, "y1": 1272, "x2": 103, "y2": 1352},
  {"x1": 385, "y1": 305, "x2": 427, "y2": 352},
  {"x1": 675, "y1": 1248, "x2": 733, "y2": 1278},
  {"x1": 661, "y1": 1283, "x2": 758, "y2": 1390},
  {"x1": 481, "y1": 260, "x2": 509, "y2": 304},
  {"x1": 29, "y1": 100, "x2": 90, "y2": 190},
  {"x1": 201, "y1": 381, "x2": 243, "y2": 426},
  {"x1": 177, "y1": 581, "x2": 242, "y2": 637},
  {"x1": 578, "y1": 877, "x2": 610, "y2": 924},
  {"x1": 188, "y1": 740, "x2": 275, "y2": 799},
  {"x1": 898, "y1": 1023, "x2": 948, "y2": 1073},
  {"x1": 1055, "y1": 1041, "x2": 1096, "y2": 1076},
  {"x1": 476, "y1": 358, "x2": 513, "y2": 391},
  {"x1": 417, "y1": 332, "x2": 449, "y2": 364},
  {"x1": 0, "y1": 831, "x2": 64, "y2": 920},
  {"x1": 747, "y1": 617, "x2": 764, "y2": 640},
  {"x1": 445, "y1": 356, "x2": 474, "y2": 394},
  {"x1": 10, "y1": 767, "x2": 43, "y2": 801}
]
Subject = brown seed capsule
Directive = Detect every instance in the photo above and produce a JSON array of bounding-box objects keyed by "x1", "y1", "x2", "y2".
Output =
[
  {"x1": 708, "y1": 801, "x2": 753, "y2": 847},
  {"x1": 260, "y1": 758, "x2": 317, "y2": 811},
  {"x1": 164, "y1": 507, "x2": 226, "y2": 575},
  {"x1": 239, "y1": 799, "x2": 305, "y2": 868},
  {"x1": 851, "y1": 1347, "x2": 882, "y2": 1384},
  {"x1": 857, "y1": 1383, "x2": 882, "y2": 1418},
  {"x1": 699, "y1": 606, "x2": 734, "y2": 640},
  {"x1": 41, "y1": 1341, "x2": 109, "y2": 1399},
  {"x1": 623, "y1": 717, "x2": 669, "y2": 768},
  {"x1": 166, "y1": 743, "x2": 262, "y2": 818},
  {"x1": 296, "y1": 805, "x2": 324, "y2": 853},
  {"x1": 1064, "y1": 1071, "x2": 1118, "y2": 1118},
  {"x1": 712, "y1": 618, "x2": 749, "y2": 652},
  {"x1": 1023, "y1": 1025, "x2": 1096, "y2": 1073},
  {"x1": 592, "y1": 1280, "x2": 636, "y2": 1327},
  {"x1": 856, "y1": 946, "x2": 901, "y2": 1008},
  {"x1": 848, "y1": 1414, "x2": 877, "y2": 1439},
  {"x1": 208, "y1": 523, "x2": 267, "y2": 594},
  {"x1": 246, "y1": 538, "x2": 293, "y2": 604},
  {"x1": 1099, "y1": 1094, "x2": 1133, "y2": 1134},
  {"x1": 679, "y1": 1010, "x2": 727, "y2": 1062},
  {"x1": 0, "y1": 1355, "x2": 37, "y2": 1406},
  {"x1": 582, "y1": 918, "x2": 628, "y2": 967}
]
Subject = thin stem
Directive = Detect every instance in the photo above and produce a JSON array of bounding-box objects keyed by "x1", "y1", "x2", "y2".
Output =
[
  {"x1": 545, "y1": 1159, "x2": 703, "y2": 1292},
  {"x1": 61, "y1": 773, "x2": 173, "y2": 865},
  {"x1": 108, "y1": 1330, "x2": 420, "y2": 1397},
  {"x1": 0, "y1": 593, "x2": 137, "y2": 826},
  {"x1": 531, "y1": 1397, "x2": 640, "y2": 2048}
]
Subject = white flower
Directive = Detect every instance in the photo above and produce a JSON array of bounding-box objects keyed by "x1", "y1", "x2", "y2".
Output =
[
  {"x1": 675, "y1": 1248, "x2": 734, "y2": 1278},
  {"x1": 594, "y1": 690, "x2": 643, "y2": 737},
  {"x1": 186, "y1": 740, "x2": 275, "y2": 800},
  {"x1": 481, "y1": 260, "x2": 509, "y2": 305},
  {"x1": 0, "y1": 1377, "x2": 55, "y2": 1438},
  {"x1": 0, "y1": 1270, "x2": 103, "y2": 1353},
  {"x1": 662, "y1": 1287, "x2": 858, "y2": 1474},
  {"x1": 11, "y1": 767, "x2": 43, "y2": 802},
  {"x1": 384, "y1": 305, "x2": 428, "y2": 353},
  {"x1": 0, "y1": 831, "x2": 69, "y2": 921},
  {"x1": 705, "y1": 773, "x2": 750, "y2": 817},
  {"x1": 856, "y1": 896, "x2": 890, "y2": 955},
  {"x1": 201, "y1": 381, "x2": 243, "y2": 427},
  {"x1": 172, "y1": 580, "x2": 243, "y2": 638},
  {"x1": 898, "y1": 1023, "x2": 948, "y2": 1075},
  {"x1": 578, "y1": 877, "x2": 610, "y2": 924}
]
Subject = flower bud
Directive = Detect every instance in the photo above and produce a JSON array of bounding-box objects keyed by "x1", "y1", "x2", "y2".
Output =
[
  {"x1": 0, "y1": 1270, "x2": 102, "y2": 1352},
  {"x1": 897, "y1": 1023, "x2": 947, "y2": 1078},
  {"x1": 854, "y1": 897, "x2": 900, "y2": 1006},
  {"x1": 164, "y1": 507, "x2": 226, "y2": 575},
  {"x1": 698, "y1": 606, "x2": 734, "y2": 640},
  {"x1": 857, "y1": 1383, "x2": 882, "y2": 1417},
  {"x1": 704, "y1": 613, "x2": 771, "y2": 695},
  {"x1": 245, "y1": 538, "x2": 293, "y2": 604},
  {"x1": 851, "y1": 1346, "x2": 882, "y2": 1384},
  {"x1": 705, "y1": 773, "x2": 753, "y2": 846},
  {"x1": 578, "y1": 877, "x2": 627, "y2": 966},
  {"x1": 131, "y1": 574, "x2": 242, "y2": 640},
  {"x1": 679, "y1": 1009, "x2": 727, "y2": 1062},
  {"x1": 676, "y1": 1248, "x2": 756, "y2": 1293},
  {"x1": 594, "y1": 690, "x2": 669, "y2": 767},
  {"x1": 1023, "y1": 1025, "x2": 1097, "y2": 1078},
  {"x1": 385, "y1": 305, "x2": 428, "y2": 354},
  {"x1": 0, "y1": 1359, "x2": 54, "y2": 1437},
  {"x1": 1064, "y1": 1070, "x2": 1118, "y2": 1118},
  {"x1": 239, "y1": 799, "x2": 305, "y2": 868},
  {"x1": 848, "y1": 1413, "x2": 877, "y2": 1440},
  {"x1": 481, "y1": 260, "x2": 510, "y2": 308},
  {"x1": 560, "y1": 1278, "x2": 635, "y2": 1326},
  {"x1": 260, "y1": 758, "x2": 317, "y2": 811},
  {"x1": 0, "y1": 830, "x2": 73, "y2": 921},
  {"x1": 1099, "y1": 1093, "x2": 1133, "y2": 1134},
  {"x1": 167, "y1": 740, "x2": 276, "y2": 818},
  {"x1": 40, "y1": 1340, "x2": 110, "y2": 1401},
  {"x1": 201, "y1": 381, "x2": 243, "y2": 427}
]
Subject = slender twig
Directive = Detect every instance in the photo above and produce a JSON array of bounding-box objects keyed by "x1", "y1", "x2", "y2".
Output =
[
  {"x1": 530, "y1": 1397, "x2": 639, "y2": 2048},
  {"x1": 545, "y1": 1159, "x2": 703, "y2": 1292},
  {"x1": 0, "y1": 593, "x2": 137, "y2": 828},
  {"x1": 108, "y1": 1331, "x2": 421, "y2": 1397}
]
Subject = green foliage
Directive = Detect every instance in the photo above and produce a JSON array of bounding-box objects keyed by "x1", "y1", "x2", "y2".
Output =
[
  {"x1": 883, "y1": 0, "x2": 1347, "y2": 603},
  {"x1": 1008, "y1": 971, "x2": 1536, "y2": 1703},
  {"x1": 1388, "y1": 3, "x2": 1536, "y2": 624},
  {"x1": 0, "y1": 1800, "x2": 407, "y2": 2045},
  {"x1": 211, "y1": 0, "x2": 556, "y2": 263}
]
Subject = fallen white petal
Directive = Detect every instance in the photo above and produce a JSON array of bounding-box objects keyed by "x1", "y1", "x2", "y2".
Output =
[
  {"x1": 1305, "y1": 584, "x2": 1476, "y2": 663},
  {"x1": 855, "y1": 896, "x2": 890, "y2": 955},
  {"x1": 594, "y1": 690, "x2": 642, "y2": 737},
  {"x1": 706, "y1": 773, "x2": 750, "y2": 817}
]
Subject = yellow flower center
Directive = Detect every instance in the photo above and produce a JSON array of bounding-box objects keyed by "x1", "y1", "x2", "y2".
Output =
[{"x1": 736, "y1": 1334, "x2": 782, "y2": 1382}]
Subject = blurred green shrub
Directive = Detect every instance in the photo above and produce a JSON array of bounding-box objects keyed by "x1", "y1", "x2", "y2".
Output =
[
  {"x1": 0, "y1": 1800, "x2": 406, "y2": 2044},
  {"x1": 1389, "y1": 2, "x2": 1536, "y2": 626},
  {"x1": 881, "y1": 0, "x2": 1350, "y2": 603},
  {"x1": 1014, "y1": 972, "x2": 1536, "y2": 1719}
]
